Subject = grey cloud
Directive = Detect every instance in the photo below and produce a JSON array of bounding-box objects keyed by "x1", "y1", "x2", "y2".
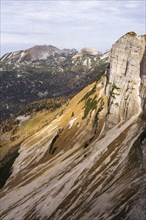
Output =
[{"x1": 1, "y1": 0, "x2": 145, "y2": 56}]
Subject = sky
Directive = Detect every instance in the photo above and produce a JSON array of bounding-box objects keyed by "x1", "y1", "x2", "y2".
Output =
[{"x1": 0, "y1": 0, "x2": 146, "y2": 56}]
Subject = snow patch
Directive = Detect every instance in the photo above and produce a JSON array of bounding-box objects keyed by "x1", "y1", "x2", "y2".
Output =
[
  {"x1": 16, "y1": 115, "x2": 30, "y2": 122},
  {"x1": 1, "y1": 54, "x2": 8, "y2": 61},
  {"x1": 7, "y1": 53, "x2": 13, "y2": 59},
  {"x1": 17, "y1": 51, "x2": 25, "y2": 62},
  {"x1": 68, "y1": 118, "x2": 77, "y2": 129},
  {"x1": 17, "y1": 74, "x2": 22, "y2": 78}
]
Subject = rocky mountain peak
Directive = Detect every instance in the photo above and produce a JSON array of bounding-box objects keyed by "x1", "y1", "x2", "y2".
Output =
[
  {"x1": 0, "y1": 45, "x2": 78, "y2": 63},
  {"x1": 105, "y1": 32, "x2": 146, "y2": 127},
  {"x1": 25, "y1": 44, "x2": 60, "y2": 59},
  {"x1": 72, "y1": 47, "x2": 103, "y2": 68},
  {"x1": 80, "y1": 48, "x2": 100, "y2": 56}
]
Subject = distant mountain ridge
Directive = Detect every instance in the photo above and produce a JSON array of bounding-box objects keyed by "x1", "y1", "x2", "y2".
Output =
[
  {"x1": 0, "y1": 45, "x2": 109, "y2": 121},
  {"x1": 1, "y1": 45, "x2": 78, "y2": 63}
]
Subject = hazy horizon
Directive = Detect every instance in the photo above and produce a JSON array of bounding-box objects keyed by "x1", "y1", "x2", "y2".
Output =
[{"x1": 1, "y1": 0, "x2": 145, "y2": 56}]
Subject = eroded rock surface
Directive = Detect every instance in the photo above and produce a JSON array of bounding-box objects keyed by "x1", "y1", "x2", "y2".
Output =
[{"x1": 106, "y1": 32, "x2": 146, "y2": 127}]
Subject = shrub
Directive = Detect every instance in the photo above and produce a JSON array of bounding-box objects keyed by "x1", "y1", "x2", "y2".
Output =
[
  {"x1": 79, "y1": 84, "x2": 96, "y2": 103},
  {"x1": 82, "y1": 95, "x2": 97, "y2": 119}
]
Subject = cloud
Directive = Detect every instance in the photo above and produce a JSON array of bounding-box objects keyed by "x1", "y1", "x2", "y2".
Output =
[{"x1": 1, "y1": 0, "x2": 145, "y2": 55}]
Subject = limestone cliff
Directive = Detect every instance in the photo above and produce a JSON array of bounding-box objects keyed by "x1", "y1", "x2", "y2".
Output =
[{"x1": 105, "y1": 32, "x2": 146, "y2": 127}]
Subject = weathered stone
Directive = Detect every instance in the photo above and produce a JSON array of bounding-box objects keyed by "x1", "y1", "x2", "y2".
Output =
[{"x1": 106, "y1": 33, "x2": 146, "y2": 127}]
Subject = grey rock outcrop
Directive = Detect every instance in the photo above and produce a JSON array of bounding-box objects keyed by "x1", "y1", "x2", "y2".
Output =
[
  {"x1": 105, "y1": 32, "x2": 146, "y2": 127},
  {"x1": 80, "y1": 48, "x2": 100, "y2": 56}
]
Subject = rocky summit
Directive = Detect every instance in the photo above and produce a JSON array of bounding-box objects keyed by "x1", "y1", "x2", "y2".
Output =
[
  {"x1": 0, "y1": 32, "x2": 146, "y2": 220},
  {"x1": 1, "y1": 45, "x2": 78, "y2": 63}
]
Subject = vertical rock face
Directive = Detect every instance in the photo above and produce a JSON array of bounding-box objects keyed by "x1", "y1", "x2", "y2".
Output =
[
  {"x1": 106, "y1": 32, "x2": 146, "y2": 127},
  {"x1": 140, "y1": 37, "x2": 146, "y2": 118}
]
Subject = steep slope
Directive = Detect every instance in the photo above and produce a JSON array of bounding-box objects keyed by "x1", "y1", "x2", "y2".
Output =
[
  {"x1": 0, "y1": 32, "x2": 146, "y2": 220},
  {"x1": 0, "y1": 46, "x2": 108, "y2": 121}
]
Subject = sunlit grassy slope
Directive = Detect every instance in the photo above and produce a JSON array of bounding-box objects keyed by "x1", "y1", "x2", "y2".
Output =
[{"x1": 0, "y1": 76, "x2": 107, "y2": 163}]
